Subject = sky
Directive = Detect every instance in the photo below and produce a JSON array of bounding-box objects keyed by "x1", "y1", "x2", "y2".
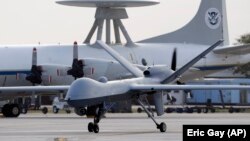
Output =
[{"x1": 0, "y1": 0, "x2": 249, "y2": 45}]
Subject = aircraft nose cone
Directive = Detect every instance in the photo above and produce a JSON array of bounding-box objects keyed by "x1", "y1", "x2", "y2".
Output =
[
  {"x1": 65, "y1": 78, "x2": 88, "y2": 100},
  {"x1": 65, "y1": 77, "x2": 104, "y2": 107},
  {"x1": 65, "y1": 77, "x2": 101, "y2": 101}
]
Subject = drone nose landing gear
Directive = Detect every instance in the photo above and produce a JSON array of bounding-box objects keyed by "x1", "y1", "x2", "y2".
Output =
[
  {"x1": 88, "y1": 122, "x2": 99, "y2": 133},
  {"x1": 137, "y1": 98, "x2": 167, "y2": 132},
  {"x1": 87, "y1": 103, "x2": 114, "y2": 133},
  {"x1": 87, "y1": 104, "x2": 103, "y2": 133}
]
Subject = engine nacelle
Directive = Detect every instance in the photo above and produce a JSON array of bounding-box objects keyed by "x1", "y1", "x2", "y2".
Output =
[
  {"x1": 143, "y1": 65, "x2": 174, "y2": 80},
  {"x1": 34, "y1": 58, "x2": 136, "y2": 84},
  {"x1": 39, "y1": 64, "x2": 71, "y2": 84}
]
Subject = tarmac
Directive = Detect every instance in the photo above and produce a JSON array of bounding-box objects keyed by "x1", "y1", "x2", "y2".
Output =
[{"x1": 0, "y1": 113, "x2": 250, "y2": 141}]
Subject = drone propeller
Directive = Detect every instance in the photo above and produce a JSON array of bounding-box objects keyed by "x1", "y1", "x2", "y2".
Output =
[{"x1": 141, "y1": 58, "x2": 148, "y2": 66}]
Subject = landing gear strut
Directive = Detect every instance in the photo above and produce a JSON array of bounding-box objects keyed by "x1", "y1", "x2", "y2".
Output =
[
  {"x1": 87, "y1": 104, "x2": 105, "y2": 133},
  {"x1": 137, "y1": 98, "x2": 167, "y2": 132}
]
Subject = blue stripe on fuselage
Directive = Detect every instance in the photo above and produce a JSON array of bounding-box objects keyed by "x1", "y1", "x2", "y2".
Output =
[
  {"x1": 195, "y1": 65, "x2": 235, "y2": 71},
  {"x1": 0, "y1": 71, "x2": 31, "y2": 75}
]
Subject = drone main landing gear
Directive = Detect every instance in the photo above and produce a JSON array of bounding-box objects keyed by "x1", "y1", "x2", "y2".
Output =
[{"x1": 137, "y1": 98, "x2": 167, "y2": 132}]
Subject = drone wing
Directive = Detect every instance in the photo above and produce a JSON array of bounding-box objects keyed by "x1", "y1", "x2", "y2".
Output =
[
  {"x1": 130, "y1": 84, "x2": 250, "y2": 91},
  {"x1": 97, "y1": 40, "x2": 144, "y2": 77},
  {"x1": 161, "y1": 40, "x2": 223, "y2": 84}
]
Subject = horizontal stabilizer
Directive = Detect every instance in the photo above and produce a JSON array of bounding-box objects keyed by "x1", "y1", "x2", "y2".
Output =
[{"x1": 213, "y1": 44, "x2": 250, "y2": 55}]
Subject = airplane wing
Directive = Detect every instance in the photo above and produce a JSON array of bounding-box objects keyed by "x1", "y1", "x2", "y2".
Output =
[
  {"x1": 213, "y1": 44, "x2": 250, "y2": 55},
  {"x1": 130, "y1": 84, "x2": 250, "y2": 91},
  {"x1": 0, "y1": 85, "x2": 69, "y2": 93}
]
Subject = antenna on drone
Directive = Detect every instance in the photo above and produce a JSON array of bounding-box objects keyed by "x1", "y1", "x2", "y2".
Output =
[{"x1": 56, "y1": 0, "x2": 159, "y2": 46}]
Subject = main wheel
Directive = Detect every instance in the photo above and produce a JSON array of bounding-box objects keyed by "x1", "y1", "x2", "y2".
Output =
[
  {"x1": 210, "y1": 108, "x2": 216, "y2": 113},
  {"x1": 137, "y1": 107, "x2": 142, "y2": 113},
  {"x1": 197, "y1": 108, "x2": 202, "y2": 113},
  {"x1": 65, "y1": 109, "x2": 71, "y2": 114},
  {"x1": 42, "y1": 107, "x2": 48, "y2": 114},
  {"x1": 203, "y1": 108, "x2": 208, "y2": 113},
  {"x1": 165, "y1": 108, "x2": 173, "y2": 113},
  {"x1": 158, "y1": 122, "x2": 167, "y2": 132},
  {"x1": 88, "y1": 122, "x2": 94, "y2": 132},
  {"x1": 22, "y1": 107, "x2": 28, "y2": 114},
  {"x1": 93, "y1": 124, "x2": 99, "y2": 133},
  {"x1": 2, "y1": 104, "x2": 20, "y2": 117},
  {"x1": 228, "y1": 107, "x2": 234, "y2": 113},
  {"x1": 53, "y1": 106, "x2": 59, "y2": 114},
  {"x1": 9, "y1": 104, "x2": 20, "y2": 117},
  {"x1": 176, "y1": 108, "x2": 183, "y2": 113},
  {"x1": 2, "y1": 104, "x2": 11, "y2": 117}
]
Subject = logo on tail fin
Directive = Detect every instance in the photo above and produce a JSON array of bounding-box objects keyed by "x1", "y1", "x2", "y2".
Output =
[{"x1": 205, "y1": 8, "x2": 221, "y2": 29}]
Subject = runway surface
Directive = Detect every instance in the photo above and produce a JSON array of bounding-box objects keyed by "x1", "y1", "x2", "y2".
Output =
[{"x1": 0, "y1": 113, "x2": 250, "y2": 141}]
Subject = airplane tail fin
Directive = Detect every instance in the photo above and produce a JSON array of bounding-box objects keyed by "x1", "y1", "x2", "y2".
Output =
[{"x1": 139, "y1": 0, "x2": 229, "y2": 45}]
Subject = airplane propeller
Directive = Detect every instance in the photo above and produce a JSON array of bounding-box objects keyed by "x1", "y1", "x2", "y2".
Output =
[
  {"x1": 67, "y1": 41, "x2": 84, "y2": 79},
  {"x1": 171, "y1": 48, "x2": 177, "y2": 71},
  {"x1": 161, "y1": 40, "x2": 224, "y2": 84},
  {"x1": 26, "y1": 48, "x2": 42, "y2": 85},
  {"x1": 141, "y1": 58, "x2": 148, "y2": 66},
  {"x1": 26, "y1": 43, "x2": 85, "y2": 85},
  {"x1": 170, "y1": 48, "x2": 184, "y2": 85}
]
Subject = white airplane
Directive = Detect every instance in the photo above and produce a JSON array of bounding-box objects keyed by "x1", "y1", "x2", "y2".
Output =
[
  {"x1": 1, "y1": 40, "x2": 250, "y2": 133},
  {"x1": 0, "y1": 0, "x2": 250, "y2": 117}
]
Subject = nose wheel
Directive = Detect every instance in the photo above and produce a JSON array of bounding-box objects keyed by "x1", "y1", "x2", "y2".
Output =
[
  {"x1": 88, "y1": 122, "x2": 99, "y2": 133},
  {"x1": 87, "y1": 104, "x2": 105, "y2": 133}
]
